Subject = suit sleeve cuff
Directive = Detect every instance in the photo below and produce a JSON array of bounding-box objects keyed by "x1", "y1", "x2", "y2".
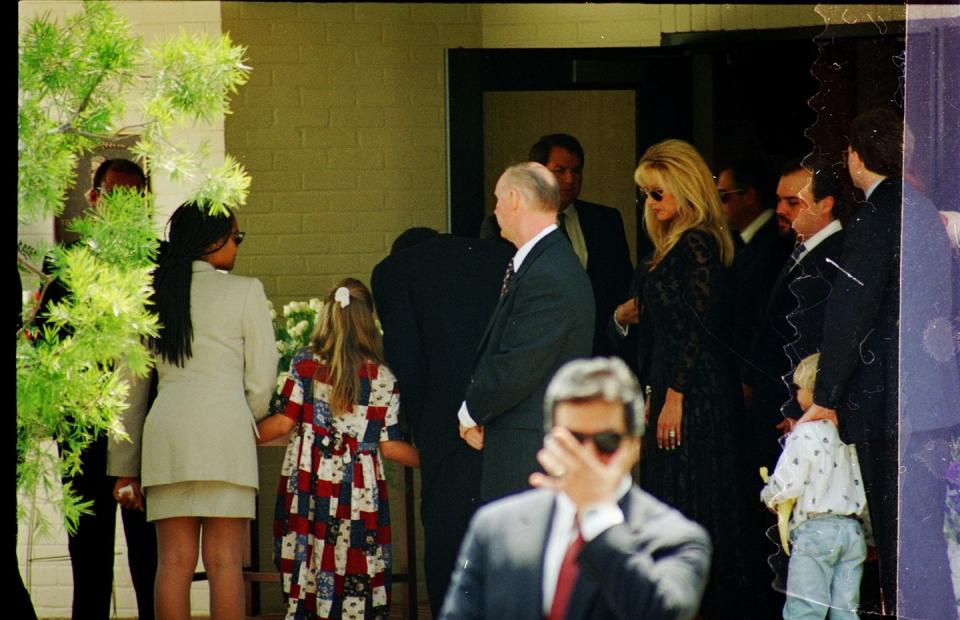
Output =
[
  {"x1": 613, "y1": 313, "x2": 630, "y2": 337},
  {"x1": 458, "y1": 401, "x2": 477, "y2": 428},
  {"x1": 578, "y1": 502, "x2": 625, "y2": 542}
]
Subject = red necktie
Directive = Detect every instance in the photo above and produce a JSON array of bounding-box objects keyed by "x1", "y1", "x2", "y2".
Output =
[{"x1": 548, "y1": 531, "x2": 585, "y2": 620}]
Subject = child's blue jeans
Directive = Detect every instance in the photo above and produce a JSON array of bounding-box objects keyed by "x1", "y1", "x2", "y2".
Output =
[{"x1": 784, "y1": 514, "x2": 866, "y2": 620}]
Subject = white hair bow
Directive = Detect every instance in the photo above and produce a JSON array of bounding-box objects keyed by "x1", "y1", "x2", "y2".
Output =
[{"x1": 334, "y1": 286, "x2": 351, "y2": 308}]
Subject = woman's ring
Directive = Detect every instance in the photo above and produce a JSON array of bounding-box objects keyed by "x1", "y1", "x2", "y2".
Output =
[{"x1": 668, "y1": 430, "x2": 677, "y2": 437}]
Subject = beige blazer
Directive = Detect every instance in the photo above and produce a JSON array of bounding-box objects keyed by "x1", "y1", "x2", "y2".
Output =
[{"x1": 108, "y1": 261, "x2": 278, "y2": 491}]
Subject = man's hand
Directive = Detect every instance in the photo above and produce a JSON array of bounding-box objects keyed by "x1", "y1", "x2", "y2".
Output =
[
  {"x1": 113, "y1": 476, "x2": 145, "y2": 511},
  {"x1": 775, "y1": 417, "x2": 797, "y2": 436},
  {"x1": 797, "y1": 404, "x2": 839, "y2": 427},
  {"x1": 528, "y1": 427, "x2": 636, "y2": 510},
  {"x1": 459, "y1": 423, "x2": 484, "y2": 451},
  {"x1": 614, "y1": 298, "x2": 640, "y2": 326}
]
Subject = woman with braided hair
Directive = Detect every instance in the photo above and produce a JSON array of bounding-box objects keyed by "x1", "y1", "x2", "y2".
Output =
[{"x1": 133, "y1": 202, "x2": 278, "y2": 619}]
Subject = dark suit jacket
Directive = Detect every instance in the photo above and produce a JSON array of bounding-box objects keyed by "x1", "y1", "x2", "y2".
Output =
[
  {"x1": 574, "y1": 200, "x2": 634, "y2": 357},
  {"x1": 439, "y1": 485, "x2": 712, "y2": 620},
  {"x1": 370, "y1": 235, "x2": 512, "y2": 490},
  {"x1": 746, "y1": 228, "x2": 844, "y2": 468},
  {"x1": 747, "y1": 228, "x2": 846, "y2": 417},
  {"x1": 730, "y1": 213, "x2": 794, "y2": 376},
  {"x1": 465, "y1": 229, "x2": 594, "y2": 501},
  {"x1": 814, "y1": 178, "x2": 901, "y2": 444}
]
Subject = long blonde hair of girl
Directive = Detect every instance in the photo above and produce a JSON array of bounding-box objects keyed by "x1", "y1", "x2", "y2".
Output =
[
  {"x1": 310, "y1": 278, "x2": 385, "y2": 415},
  {"x1": 635, "y1": 139, "x2": 735, "y2": 270}
]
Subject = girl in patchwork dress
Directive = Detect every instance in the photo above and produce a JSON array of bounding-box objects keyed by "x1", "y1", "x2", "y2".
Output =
[{"x1": 257, "y1": 278, "x2": 419, "y2": 619}]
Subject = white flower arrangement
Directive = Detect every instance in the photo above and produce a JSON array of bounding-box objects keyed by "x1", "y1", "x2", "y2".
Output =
[{"x1": 267, "y1": 298, "x2": 323, "y2": 405}]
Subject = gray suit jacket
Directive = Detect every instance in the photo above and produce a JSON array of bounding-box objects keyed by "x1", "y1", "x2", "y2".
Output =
[
  {"x1": 108, "y1": 261, "x2": 278, "y2": 490},
  {"x1": 440, "y1": 486, "x2": 712, "y2": 620}
]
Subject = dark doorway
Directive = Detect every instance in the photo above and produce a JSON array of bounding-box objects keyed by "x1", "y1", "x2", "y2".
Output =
[{"x1": 446, "y1": 22, "x2": 906, "y2": 255}]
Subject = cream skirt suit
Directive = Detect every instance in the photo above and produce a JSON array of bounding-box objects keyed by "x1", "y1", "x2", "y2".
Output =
[{"x1": 112, "y1": 261, "x2": 278, "y2": 520}]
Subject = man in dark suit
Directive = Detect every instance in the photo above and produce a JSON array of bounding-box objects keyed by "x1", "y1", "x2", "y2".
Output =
[
  {"x1": 528, "y1": 134, "x2": 634, "y2": 358},
  {"x1": 370, "y1": 227, "x2": 513, "y2": 616},
  {"x1": 37, "y1": 158, "x2": 158, "y2": 620},
  {"x1": 798, "y1": 108, "x2": 905, "y2": 615},
  {"x1": 458, "y1": 162, "x2": 595, "y2": 503},
  {"x1": 717, "y1": 156, "x2": 795, "y2": 395},
  {"x1": 441, "y1": 357, "x2": 712, "y2": 620},
  {"x1": 747, "y1": 159, "x2": 848, "y2": 470}
]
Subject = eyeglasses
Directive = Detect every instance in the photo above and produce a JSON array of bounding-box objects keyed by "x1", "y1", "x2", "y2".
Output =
[
  {"x1": 640, "y1": 189, "x2": 665, "y2": 202},
  {"x1": 233, "y1": 231, "x2": 246, "y2": 245},
  {"x1": 719, "y1": 189, "x2": 745, "y2": 203},
  {"x1": 568, "y1": 430, "x2": 625, "y2": 455}
]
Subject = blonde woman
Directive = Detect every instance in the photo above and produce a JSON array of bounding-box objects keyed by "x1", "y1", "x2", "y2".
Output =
[
  {"x1": 612, "y1": 139, "x2": 749, "y2": 617},
  {"x1": 257, "y1": 278, "x2": 419, "y2": 620}
]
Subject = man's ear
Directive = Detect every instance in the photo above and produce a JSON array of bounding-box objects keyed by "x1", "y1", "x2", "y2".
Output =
[
  {"x1": 819, "y1": 195, "x2": 836, "y2": 219},
  {"x1": 743, "y1": 186, "x2": 760, "y2": 207},
  {"x1": 85, "y1": 187, "x2": 98, "y2": 207}
]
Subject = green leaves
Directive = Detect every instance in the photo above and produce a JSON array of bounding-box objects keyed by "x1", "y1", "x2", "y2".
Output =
[{"x1": 17, "y1": 0, "x2": 254, "y2": 535}]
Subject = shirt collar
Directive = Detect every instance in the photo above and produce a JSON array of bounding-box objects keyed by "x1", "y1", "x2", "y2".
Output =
[
  {"x1": 739, "y1": 209, "x2": 774, "y2": 244},
  {"x1": 796, "y1": 219, "x2": 843, "y2": 261},
  {"x1": 864, "y1": 177, "x2": 885, "y2": 201},
  {"x1": 513, "y1": 223, "x2": 557, "y2": 270}
]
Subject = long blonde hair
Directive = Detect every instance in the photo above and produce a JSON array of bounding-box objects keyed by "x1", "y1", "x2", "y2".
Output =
[
  {"x1": 635, "y1": 139, "x2": 735, "y2": 269},
  {"x1": 310, "y1": 278, "x2": 384, "y2": 415}
]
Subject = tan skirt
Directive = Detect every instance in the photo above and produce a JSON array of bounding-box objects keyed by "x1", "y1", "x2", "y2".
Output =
[{"x1": 145, "y1": 480, "x2": 255, "y2": 521}]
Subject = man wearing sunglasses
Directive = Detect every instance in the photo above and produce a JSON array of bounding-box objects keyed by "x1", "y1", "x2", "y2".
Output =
[
  {"x1": 717, "y1": 156, "x2": 795, "y2": 404},
  {"x1": 442, "y1": 357, "x2": 711, "y2": 620}
]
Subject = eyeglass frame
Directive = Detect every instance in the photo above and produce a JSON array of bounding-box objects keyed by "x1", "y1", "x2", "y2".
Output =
[{"x1": 233, "y1": 231, "x2": 246, "y2": 245}]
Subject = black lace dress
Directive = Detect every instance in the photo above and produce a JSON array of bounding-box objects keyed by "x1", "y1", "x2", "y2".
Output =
[{"x1": 636, "y1": 229, "x2": 750, "y2": 617}]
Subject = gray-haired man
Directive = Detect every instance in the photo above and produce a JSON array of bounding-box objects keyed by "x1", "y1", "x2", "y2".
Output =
[{"x1": 442, "y1": 357, "x2": 712, "y2": 620}]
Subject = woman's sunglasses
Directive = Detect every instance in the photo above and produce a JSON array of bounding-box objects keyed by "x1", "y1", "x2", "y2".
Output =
[
  {"x1": 569, "y1": 430, "x2": 625, "y2": 455},
  {"x1": 640, "y1": 189, "x2": 665, "y2": 202},
  {"x1": 233, "y1": 231, "x2": 246, "y2": 245}
]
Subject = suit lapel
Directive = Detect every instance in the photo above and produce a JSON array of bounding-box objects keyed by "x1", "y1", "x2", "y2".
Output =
[{"x1": 472, "y1": 231, "x2": 561, "y2": 364}]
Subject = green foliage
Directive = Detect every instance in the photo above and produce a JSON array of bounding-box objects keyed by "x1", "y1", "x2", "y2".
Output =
[{"x1": 17, "y1": 0, "x2": 252, "y2": 535}]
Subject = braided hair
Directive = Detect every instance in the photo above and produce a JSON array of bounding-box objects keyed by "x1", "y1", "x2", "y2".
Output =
[{"x1": 150, "y1": 202, "x2": 236, "y2": 367}]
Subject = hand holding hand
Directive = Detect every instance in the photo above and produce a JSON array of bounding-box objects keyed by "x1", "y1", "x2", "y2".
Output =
[
  {"x1": 775, "y1": 417, "x2": 797, "y2": 436},
  {"x1": 528, "y1": 427, "x2": 635, "y2": 510},
  {"x1": 459, "y1": 423, "x2": 484, "y2": 451},
  {"x1": 113, "y1": 476, "x2": 145, "y2": 511},
  {"x1": 797, "y1": 404, "x2": 838, "y2": 427}
]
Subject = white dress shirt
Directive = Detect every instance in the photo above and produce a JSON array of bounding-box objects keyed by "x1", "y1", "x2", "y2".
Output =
[
  {"x1": 739, "y1": 208, "x2": 774, "y2": 245},
  {"x1": 458, "y1": 224, "x2": 558, "y2": 428},
  {"x1": 542, "y1": 475, "x2": 633, "y2": 615},
  {"x1": 793, "y1": 219, "x2": 843, "y2": 266},
  {"x1": 559, "y1": 204, "x2": 589, "y2": 269}
]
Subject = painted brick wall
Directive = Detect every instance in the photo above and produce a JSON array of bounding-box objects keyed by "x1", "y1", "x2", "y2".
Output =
[{"x1": 222, "y1": 2, "x2": 483, "y2": 309}]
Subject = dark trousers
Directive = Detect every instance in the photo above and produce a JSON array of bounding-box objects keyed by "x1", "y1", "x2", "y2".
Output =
[
  {"x1": 420, "y1": 446, "x2": 483, "y2": 617},
  {"x1": 64, "y1": 435, "x2": 157, "y2": 620},
  {"x1": 855, "y1": 432, "x2": 899, "y2": 617}
]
